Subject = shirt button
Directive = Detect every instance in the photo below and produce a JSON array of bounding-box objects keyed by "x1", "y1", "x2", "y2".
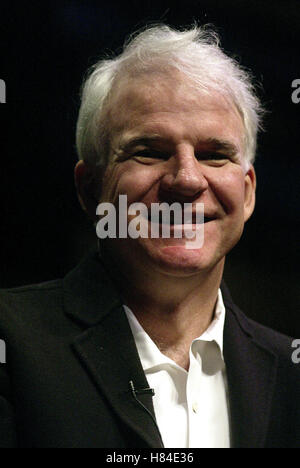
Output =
[{"x1": 192, "y1": 402, "x2": 198, "y2": 413}]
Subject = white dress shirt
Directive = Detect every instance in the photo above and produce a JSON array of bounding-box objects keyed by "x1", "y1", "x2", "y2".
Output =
[{"x1": 124, "y1": 289, "x2": 230, "y2": 448}]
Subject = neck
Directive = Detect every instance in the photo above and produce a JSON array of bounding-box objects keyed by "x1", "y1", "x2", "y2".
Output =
[{"x1": 101, "y1": 245, "x2": 224, "y2": 369}]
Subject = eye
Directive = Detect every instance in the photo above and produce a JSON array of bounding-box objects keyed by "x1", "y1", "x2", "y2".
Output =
[
  {"x1": 196, "y1": 152, "x2": 230, "y2": 165},
  {"x1": 197, "y1": 152, "x2": 228, "y2": 160},
  {"x1": 132, "y1": 149, "x2": 167, "y2": 160}
]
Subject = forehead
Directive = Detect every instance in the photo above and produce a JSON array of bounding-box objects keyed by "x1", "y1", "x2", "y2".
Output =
[{"x1": 107, "y1": 71, "x2": 245, "y2": 148}]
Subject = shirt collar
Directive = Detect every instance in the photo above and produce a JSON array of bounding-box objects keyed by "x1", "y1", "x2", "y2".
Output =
[
  {"x1": 197, "y1": 288, "x2": 225, "y2": 357},
  {"x1": 124, "y1": 288, "x2": 226, "y2": 372}
]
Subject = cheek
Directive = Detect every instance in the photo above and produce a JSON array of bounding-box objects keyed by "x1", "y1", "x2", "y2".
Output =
[
  {"x1": 208, "y1": 167, "x2": 245, "y2": 214},
  {"x1": 105, "y1": 162, "x2": 163, "y2": 205},
  {"x1": 100, "y1": 165, "x2": 123, "y2": 204}
]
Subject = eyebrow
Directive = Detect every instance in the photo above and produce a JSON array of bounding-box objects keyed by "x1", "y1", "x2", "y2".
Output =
[
  {"x1": 201, "y1": 138, "x2": 239, "y2": 157},
  {"x1": 119, "y1": 135, "x2": 239, "y2": 157}
]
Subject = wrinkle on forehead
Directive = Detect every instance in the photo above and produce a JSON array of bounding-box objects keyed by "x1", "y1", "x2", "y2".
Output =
[
  {"x1": 109, "y1": 72, "x2": 242, "y2": 126},
  {"x1": 106, "y1": 70, "x2": 246, "y2": 159}
]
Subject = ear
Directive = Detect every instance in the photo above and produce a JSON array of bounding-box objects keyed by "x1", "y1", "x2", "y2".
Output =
[
  {"x1": 74, "y1": 160, "x2": 103, "y2": 222},
  {"x1": 243, "y1": 164, "x2": 256, "y2": 222}
]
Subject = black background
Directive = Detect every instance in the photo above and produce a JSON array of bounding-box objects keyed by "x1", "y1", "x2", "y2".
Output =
[{"x1": 0, "y1": 0, "x2": 299, "y2": 336}]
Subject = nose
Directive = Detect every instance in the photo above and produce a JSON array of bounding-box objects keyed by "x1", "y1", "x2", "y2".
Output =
[{"x1": 160, "y1": 147, "x2": 208, "y2": 199}]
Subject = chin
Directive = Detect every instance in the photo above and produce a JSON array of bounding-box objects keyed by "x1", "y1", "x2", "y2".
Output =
[{"x1": 147, "y1": 242, "x2": 220, "y2": 277}]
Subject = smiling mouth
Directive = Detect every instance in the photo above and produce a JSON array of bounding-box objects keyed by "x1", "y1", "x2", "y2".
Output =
[{"x1": 147, "y1": 213, "x2": 215, "y2": 225}]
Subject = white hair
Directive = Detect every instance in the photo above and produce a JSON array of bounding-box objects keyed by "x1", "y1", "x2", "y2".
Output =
[{"x1": 76, "y1": 24, "x2": 264, "y2": 170}]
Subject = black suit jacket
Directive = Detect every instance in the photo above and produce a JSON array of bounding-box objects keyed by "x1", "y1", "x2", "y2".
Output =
[{"x1": 0, "y1": 252, "x2": 299, "y2": 448}]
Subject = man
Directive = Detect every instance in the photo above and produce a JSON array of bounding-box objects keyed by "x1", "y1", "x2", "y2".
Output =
[{"x1": 0, "y1": 25, "x2": 299, "y2": 448}]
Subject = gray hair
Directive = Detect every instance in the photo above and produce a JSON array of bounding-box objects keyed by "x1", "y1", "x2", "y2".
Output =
[{"x1": 76, "y1": 24, "x2": 264, "y2": 170}]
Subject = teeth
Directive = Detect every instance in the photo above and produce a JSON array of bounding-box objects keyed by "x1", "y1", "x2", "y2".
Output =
[
  {"x1": 147, "y1": 211, "x2": 214, "y2": 224},
  {"x1": 148, "y1": 217, "x2": 212, "y2": 225}
]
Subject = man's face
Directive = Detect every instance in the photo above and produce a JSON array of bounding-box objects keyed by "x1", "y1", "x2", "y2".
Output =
[{"x1": 92, "y1": 72, "x2": 255, "y2": 278}]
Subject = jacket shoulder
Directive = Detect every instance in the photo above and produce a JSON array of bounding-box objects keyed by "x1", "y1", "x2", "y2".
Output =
[
  {"x1": 228, "y1": 305, "x2": 300, "y2": 380},
  {"x1": 0, "y1": 279, "x2": 62, "y2": 302},
  {"x1": 0, "y1": 279, "x2": 63, "y2": 326},
  {"x1": 222, "y1": 282, "x2": 297, "y2": 361},
  {"x1": 245, "y1": 314, "x2": 298, "y2": 364}
]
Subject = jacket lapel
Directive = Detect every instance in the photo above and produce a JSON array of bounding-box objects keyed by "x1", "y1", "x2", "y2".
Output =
[
  {"x1": 222, "y1": 284, "x2": 278, "y2": 448},
  {"x1": 63, "y1": 252, "x2": 163, "y2": 448}
]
